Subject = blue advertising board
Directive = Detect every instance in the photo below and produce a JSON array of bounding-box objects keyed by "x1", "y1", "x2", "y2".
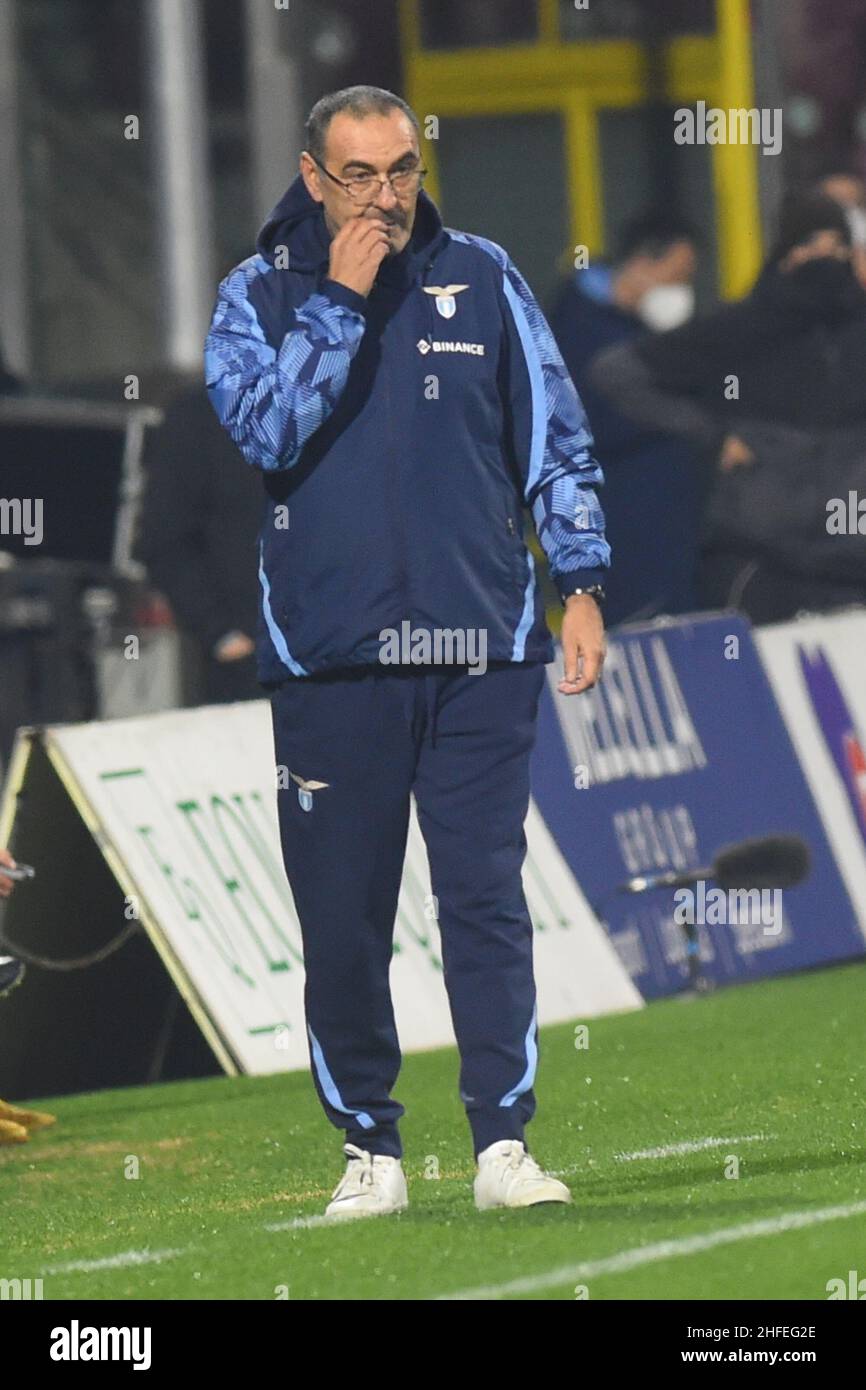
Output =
[{"x1": 531, "y1": 614, "x2": 864, "y2": 997}]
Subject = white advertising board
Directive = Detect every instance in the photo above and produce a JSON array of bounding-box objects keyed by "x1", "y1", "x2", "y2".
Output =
[{"x1": 39, "y1": 700, "x2": 640, "y2": 1074}]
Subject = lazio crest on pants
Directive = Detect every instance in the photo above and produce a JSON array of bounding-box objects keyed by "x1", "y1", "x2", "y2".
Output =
[{"x1": 289, "y1": 771, "x2": 330, "y2": 812}]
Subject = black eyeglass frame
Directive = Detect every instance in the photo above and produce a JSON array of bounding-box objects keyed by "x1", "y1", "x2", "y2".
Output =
[{"x1": 309, "y1": 152, "x2": 428, "y2": 201}]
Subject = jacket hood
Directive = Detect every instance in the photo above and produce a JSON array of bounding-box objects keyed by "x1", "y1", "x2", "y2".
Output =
[{"x1": 256, "y1": 173, "x2": 448, "y2": 286}]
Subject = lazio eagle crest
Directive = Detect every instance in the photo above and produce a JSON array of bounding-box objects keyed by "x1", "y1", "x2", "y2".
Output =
[
  {"x1": 423, "y1": 284, "x2": 470, "y2": 320},
  {"x1": 289, "y1": 772, "x2": 330, "y2": 812}
]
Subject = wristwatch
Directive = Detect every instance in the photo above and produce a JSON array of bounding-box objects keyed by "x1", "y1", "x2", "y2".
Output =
[{"x1": 562, "y1": 584, "x2": 606, "y2": 608}]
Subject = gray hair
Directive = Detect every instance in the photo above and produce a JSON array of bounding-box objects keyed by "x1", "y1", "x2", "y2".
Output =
[{"x1": 305, "y1": 86, "x2": 420, "y2": 164}]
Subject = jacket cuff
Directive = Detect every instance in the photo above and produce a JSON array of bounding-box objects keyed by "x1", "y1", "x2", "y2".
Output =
[
  {"x1": 555, "y1": 567, "x2": 608, "y2": 604},
  {"x1": 320, "y1": 278, "x2": 368, "y2": 316}
]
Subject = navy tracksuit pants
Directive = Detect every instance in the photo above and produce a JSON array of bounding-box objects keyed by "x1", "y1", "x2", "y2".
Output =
[{"x1": 269, "y1": 659, "x2": 546, "y2": 1160}]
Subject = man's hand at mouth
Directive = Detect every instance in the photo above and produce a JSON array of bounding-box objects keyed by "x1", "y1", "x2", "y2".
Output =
[{"x1": 329, "y1": 216, "x2": 392, "y2": 297}]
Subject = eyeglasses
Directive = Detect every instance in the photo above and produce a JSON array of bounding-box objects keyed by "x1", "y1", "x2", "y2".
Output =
[{"x1": 310, "y1": 153, "x2": 427, "y2": 203}]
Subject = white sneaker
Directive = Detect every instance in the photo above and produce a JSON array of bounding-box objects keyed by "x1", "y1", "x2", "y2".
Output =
[
  {"x1": 474, "y1": 1140, "x2": 572, "y2": 1210},
  {"x1": 324, "y1": 1142, "x2": 408, "y2": 1221}
]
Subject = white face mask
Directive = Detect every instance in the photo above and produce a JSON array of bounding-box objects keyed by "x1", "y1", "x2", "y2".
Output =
[
  {"x1": 637, "y1": 283, "x2": 695, "y2": 331},
  {"x1": 845, "y1": 206, "x2": 866, "y2": 249}
]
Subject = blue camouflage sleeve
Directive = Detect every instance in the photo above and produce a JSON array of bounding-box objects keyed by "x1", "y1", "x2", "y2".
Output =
[
  {"x1": 204, "y1": 259, "x2": 367, "y2": 472},
  {"x1": 499, "y1": 254, "x2": 610, "y2": 601}
]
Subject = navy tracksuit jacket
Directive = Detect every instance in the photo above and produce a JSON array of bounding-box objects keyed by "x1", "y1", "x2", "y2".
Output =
[{"x1": 205, "y1": 175, "x2": 609, "y2": 1158}]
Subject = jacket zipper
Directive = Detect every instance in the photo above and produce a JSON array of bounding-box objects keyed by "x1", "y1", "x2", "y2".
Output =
[{"x1": 499, "y1": 477, "x2": 526, "y2": 595}]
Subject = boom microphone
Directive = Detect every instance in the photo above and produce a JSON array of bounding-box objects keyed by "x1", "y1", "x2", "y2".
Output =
[{"x1": 619, "y1": 834, "x2": 811, "y2": 895}]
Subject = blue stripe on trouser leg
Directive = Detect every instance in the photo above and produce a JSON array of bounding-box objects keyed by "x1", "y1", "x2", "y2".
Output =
[
  {"x1": 412, "y1": 661, "x2": 546, "y2": 1159},
  {"x1": 499, "y1": 1001, "x2": 539, "y2": 1108},
  {"x1": 308, "y1": 1026, "x2": 375, "y2": 1129},
  {"x1": 270, "y1": 668, "x2": 418, "y2": 1159}
]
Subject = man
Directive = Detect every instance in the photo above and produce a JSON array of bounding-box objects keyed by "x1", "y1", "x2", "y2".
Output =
[
  {"x1": 0, "y1": 847, "x2": 24, "y2": 997},
  {"x1": 0, "y1": 848, "x2": 55, "y2": 1143},
  {"x1": 590, "y1": 194, "x2": 866, "y2": 623},
  {"x1": 815, "y1": 168, "x2": 866, "y2": 289},
  {"x1": 205, "y1": 86, "x2": 609, "y2": 1218},
  {"x1": 550, "y1": 214, "x2": 705, "y2": 625},
  {"x1": 136, "y1": 371, "x2": 262, "y2": 706}
]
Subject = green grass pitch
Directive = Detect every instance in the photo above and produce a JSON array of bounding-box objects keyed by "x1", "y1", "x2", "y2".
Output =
[{"x1": 3, "y1": 962, "x2": 865, "y2": 1301}]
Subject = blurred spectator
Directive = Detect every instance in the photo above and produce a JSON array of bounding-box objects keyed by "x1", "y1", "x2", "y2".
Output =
[
  {"x1": 0, "y1": 848, "x2": 25, "y2": 1001},
  {"x1": 0, "y1": 848, "x2": 16, "y2": 901},
  {"x1": 136, "y1": 373, "x2": 262, "y2": 705},
  {"x1": 0, "y1": 342, "x2": 22, "y2": 396},
  {"x1": 814, "y1": 168, "x2": 866, "y2": 289},
  {"x1": 590, "y1": 194, "x2": 866, "y2": 624},
  {"x1": 0, "y1": 847, "x2": 56, "y2": 1144},
  {"x1": 549, "y1": 213, "x2": 708, "y2": 625}
]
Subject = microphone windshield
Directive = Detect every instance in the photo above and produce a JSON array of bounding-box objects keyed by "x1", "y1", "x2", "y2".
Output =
[{"x1": 713, "y1": 835, "x2": 811, "y2": 891}]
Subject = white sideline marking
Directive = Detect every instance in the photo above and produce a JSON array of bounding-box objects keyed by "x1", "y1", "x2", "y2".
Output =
[
  {"x1": 616, "y1": 1134, "x2": 766, "y2": 1162},
  {"x1": 42, "y1": 1216, "x2": 352, "y2": 1277},
  {"x1": 549, "y1": 1135, "x2": 768, "y2": 1175},
  {"x1": 434, "y1": 1199, "x2": 866, "y2": 1300},
  {"x1": 43, "y1": 1248, "x2": 184, "y2": 1276},
  {"x1": 264, "y1": 1214, "x2": 350, "y2": 1232}
]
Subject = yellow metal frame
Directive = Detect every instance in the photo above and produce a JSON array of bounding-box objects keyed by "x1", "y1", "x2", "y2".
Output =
[{"x1": 400, "y1": 0, "x2": 762, "y2": 298}]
